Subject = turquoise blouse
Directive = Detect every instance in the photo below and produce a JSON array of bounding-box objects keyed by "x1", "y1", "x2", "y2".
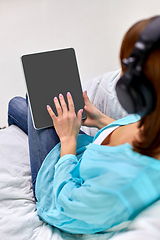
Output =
[{"x1": 35, "y1": 114, "x2": 160, "y2": 234}]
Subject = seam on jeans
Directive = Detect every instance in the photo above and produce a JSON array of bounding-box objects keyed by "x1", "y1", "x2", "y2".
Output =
[{"x1": 8, "y1": 114, "x2": 28, "y2": 133}]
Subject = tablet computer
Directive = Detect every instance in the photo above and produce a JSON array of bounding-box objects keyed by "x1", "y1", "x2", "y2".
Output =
[{"x1": 21, "y1": 48, "x2": 86, "y2": 129}]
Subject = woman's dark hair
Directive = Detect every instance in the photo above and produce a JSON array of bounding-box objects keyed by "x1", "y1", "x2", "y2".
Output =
[{"x1": 120, "y1": 16, "x2": 160, "y2": 158}]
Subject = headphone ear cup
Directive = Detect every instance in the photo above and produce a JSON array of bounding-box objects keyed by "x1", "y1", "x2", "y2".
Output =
[
  {"x1": 137, "y1": 74, "x2": 156, "y2": 116},
  {"x1": 116, "y1": 72, "x2": 156, "y2": 116},
  {"x1": 116, "y1": 73, "x2": 141, "y2": 114}
]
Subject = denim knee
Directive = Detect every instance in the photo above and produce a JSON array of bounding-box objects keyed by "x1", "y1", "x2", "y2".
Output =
[
  {"x1": 8, "y1": 97, "x2": 20, "y2": 115},
  {"x1": 8, "y1": 96, "x2": 28, "y2": 134}
]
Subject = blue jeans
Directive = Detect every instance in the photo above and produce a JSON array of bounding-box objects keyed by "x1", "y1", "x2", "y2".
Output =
[
  {"x1": 8, "y1": 96, "x2": 85, "y2": 200},
  {"x1": 8, "y1": 96, "x2": 61, "y2": 200}
]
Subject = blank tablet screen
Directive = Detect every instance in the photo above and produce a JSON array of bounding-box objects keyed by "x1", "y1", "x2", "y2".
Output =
[{"x1": 21, "y1": 48, "x2": 86, "y2": 129}]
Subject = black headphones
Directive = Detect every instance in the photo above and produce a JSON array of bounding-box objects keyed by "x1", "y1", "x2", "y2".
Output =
[{"x1": 116, "y1": 16, "x2": 160, "y2": 116}]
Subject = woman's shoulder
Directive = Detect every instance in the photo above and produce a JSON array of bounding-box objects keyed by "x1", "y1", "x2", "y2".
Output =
[{"x1": 93, "y1": 114, "x2": 141, "y2": 141}]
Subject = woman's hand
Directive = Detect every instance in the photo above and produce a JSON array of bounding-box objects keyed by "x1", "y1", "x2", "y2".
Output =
[
  {"x1": 47, "y1": 92, "x2": 83, "y2": 157},
  {"x1": 82, "y1": 91, "x2": 115, "y2": 129}
]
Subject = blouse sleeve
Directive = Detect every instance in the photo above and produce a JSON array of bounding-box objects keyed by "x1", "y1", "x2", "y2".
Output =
[{"x1": 53, "y1": 154, "x2": 131, "y2": 228}]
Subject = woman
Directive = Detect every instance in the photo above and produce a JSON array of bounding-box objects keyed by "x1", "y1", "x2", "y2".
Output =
[{"x1": 8, "y1": 16, "x2": 160, "y2": 236}]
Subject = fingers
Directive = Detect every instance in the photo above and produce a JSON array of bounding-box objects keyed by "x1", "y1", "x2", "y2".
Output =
[
  {"x1": 77, "y1": 108, "x2": 83, "y2": 125},
  {"x1": 47, "y1": 96, "x2": 63, "y2": 121},
  {"x1": 47, "y1": 92, "x2": 75, "y2": 119},
  {"x1": 51, "y1": 94, "x2": 69, "y2": 117},
  {"x1": 54, "y1": 96, "x2": 63, "y2": 116},
  {"x1": 83, "y1": 90, "x2": 90, "y2": 106},
  {"x1": 58, "y1": 94, "x2": 68, "y2": 114},
  {"x1": 47, "y1": 105, "x2": 56, "y2": 120},
  {"x1": 53, "y1": 92, "x2": 75, "y2": 114},
  {"x1": 67, "y1": 92, "x2": 75, "y2": 112}
]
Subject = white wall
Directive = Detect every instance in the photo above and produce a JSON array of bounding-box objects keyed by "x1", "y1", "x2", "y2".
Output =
[{"x1": 1, "y1": 0, "x2": 160, "y2": 127}]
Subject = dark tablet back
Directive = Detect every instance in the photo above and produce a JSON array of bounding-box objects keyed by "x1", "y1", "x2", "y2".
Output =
[{"x1": 21, "y1": 48, "x2": 86, "y2": 129}]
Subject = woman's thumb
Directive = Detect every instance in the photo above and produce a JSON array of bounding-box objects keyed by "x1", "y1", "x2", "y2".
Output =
[
  {"x1": 77, "y1": 109, "x2": 83, "y2": 125},
  {"x1": 83, "y1": 91, "x2": 90, "y2": 105}
]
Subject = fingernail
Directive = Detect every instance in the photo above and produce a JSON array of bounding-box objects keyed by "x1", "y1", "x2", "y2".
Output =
[
  {"x1": 47, "y1": 105, "x2": 50, "y2": 109},
  {"x1": 81, "y1": 109, "x2": 83, "y2": 113},
  {"x1": 54, "y1": 97, "x2": 58, "y2": 101},
  {"x1": 85, "y1": 90, "x2": 87, "y2": 94},
  {"x1": 67, "y1": 92, "x2": 71, "y2": 96},
  {"x1": 59, "y1": 93, "x2": 63, "y2": 98}
]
